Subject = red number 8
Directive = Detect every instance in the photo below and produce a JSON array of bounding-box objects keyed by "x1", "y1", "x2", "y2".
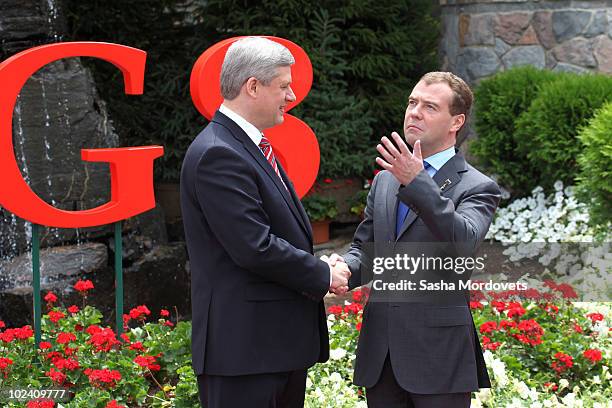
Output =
[{"x1": 189, "y1": 36, "x2": 319, "y2": 198}]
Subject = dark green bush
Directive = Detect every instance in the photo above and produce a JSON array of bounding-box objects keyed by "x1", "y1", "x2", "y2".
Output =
[
  {"x1": 515, "y1": 73, "x2": 612, "y2": 193},
  {"x1": 66, "y1": 0, "x2": 439, "y2": 181},
  {"x1": 470, "y1": 67, "x2": 559, "y2": 197},
  {"x1": 576, "y1": 101, "x2": 612, "y2": 229}
]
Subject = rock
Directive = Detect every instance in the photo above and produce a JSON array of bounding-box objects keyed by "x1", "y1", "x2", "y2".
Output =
[
  {"x1": 456, "y1": 47, "x2": 500, "y2": 82},
  {"x1": 553, "y1": 63, "x2": 590, "y2": 74},
  {"x1": 461, "y1": 13, "x2": 495, "y2": 46},
  {"x1": 584, "y1": 10, "x2": 608, "y2": 38},
  {"x1": 494, "y1": 38, "x2": 511, "y2": 56},
  {"x1": 594, "y1": 35, "x2": 612, "y2": 73},
  {"x1": 0, "y1": 242, "x2": 109, "y2": 327},
  {"x1": 494, "y1": 12, "x2": 532, "y2": 45},
  {"x1": 502, "y1": 46, "x2": 546, "y2": 69},
  {"x1": 552, "y1": 10, "x2": 591, "y2": 43},
  {"x1": 532, "y1": 11, "x2": 556, "y2": 50},
  {"x1": 517, "y1": 25, "x2": 538, "y2": 45},
  {"x1": 123, "y1": 243, "x2": 190, "y2": 317},
  {"x1": 552, "y1": 38, "x2": 597, "y2": 68}
]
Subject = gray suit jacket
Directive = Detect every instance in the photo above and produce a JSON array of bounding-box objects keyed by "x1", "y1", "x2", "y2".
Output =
[{"x1": 344, "y1": 152, "x2": 500, "y2": 393}]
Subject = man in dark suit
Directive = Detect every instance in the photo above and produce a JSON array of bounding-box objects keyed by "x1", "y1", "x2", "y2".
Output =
[
  {"x1": 180, "y1": 37, "x2": 351, "y2": 408},
  {"x1": 330, "y1": 72, "x2": 500, "y2": 408}
]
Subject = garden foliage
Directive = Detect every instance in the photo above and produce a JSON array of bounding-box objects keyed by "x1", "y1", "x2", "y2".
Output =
[
  {"x1": 65, "y1": 0, "x2": 439, "y2": 181},
  {"x1": 576, "y1": 102, "x2": 612, "y2": 230},
  {"x1": 471, "y1": 69, "x2": 612, "y2": 200}
]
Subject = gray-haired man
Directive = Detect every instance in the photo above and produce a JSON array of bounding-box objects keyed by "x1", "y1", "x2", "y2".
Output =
[{"x1": 180, "y1": 37, "x2": 350, "y2": 407}]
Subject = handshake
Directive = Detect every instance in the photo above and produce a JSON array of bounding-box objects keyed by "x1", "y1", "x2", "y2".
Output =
[{"x1": 321, "y1": 253, "x2": 350, "y2": 295}]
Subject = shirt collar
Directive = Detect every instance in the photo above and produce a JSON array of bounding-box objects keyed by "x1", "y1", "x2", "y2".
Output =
[
  {"x1": 424, "y1": 146, "x2": 455, "y2": 171},
  {"x1": 219, "y1": 104, "x2": 263, "y2": 146}
]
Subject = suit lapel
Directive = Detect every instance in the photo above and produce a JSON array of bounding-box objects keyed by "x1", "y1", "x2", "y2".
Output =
[
  {"x1": 212, "y1": 111, "x2": 312, "y2": 240},
  {"x1": 385, "y1": 174, "x2": 401, "y2": 241},
  {"x1": 395, "y1": 152, "x2": 467, "y2": 240},
  {"x1": 277, "y1": 163, "x2": 313, "y2": 243}
]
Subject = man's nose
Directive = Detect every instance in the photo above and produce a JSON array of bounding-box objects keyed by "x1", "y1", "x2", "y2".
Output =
[
  {"x1": 286, "y1": 86, "x2": 296, "y2": 102},
  {"x1": 407, "y1": 105, "x2": 422, "y2": 120}
]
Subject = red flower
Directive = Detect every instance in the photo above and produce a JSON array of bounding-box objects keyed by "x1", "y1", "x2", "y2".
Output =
[
  {"x1": 551, "y1": 352, "x2": 573, "y2": 374},
  {"x1": 67, "y1": 305, "x2": 79, "y2": 314},
  {"x1": 1, "y1": 326, "x2": 34, "y2": 343},
  {"x1": 583, "y1": 349, "x2": 602, "y2": 363},
  {"x1": 45, "y1": 352, "x2": 64, "y2": 364},
  {"x1": 27, "y1": 400, "x2": 55, "y2": 408},
  {"x1": 129, "y1": 305, "x2": 151, "y2": 321},
  {"x1": 87, "y1": 327, "x2": 120, "y2": 352},
  {"x1": 481, "y1": 336, "x2": 502, "y2": 351},
  {"x1": 105, "y1": 401, "x2": 126, "y2": 408},
  {"x1": 469, "y1": 301, "x2": 484, "y2": 310},
  {"x1": 129, "y1": 341, "x2": 145, "y2": 352},
  {"x1": 44, "y1": 292, "x2": 58, "y2": 304},
  {"x1": 120, "y1": 333, "x2": 130, "y2": 343},
  {"x1": 84, "y1": 368, "x2": 122, "y2": 389},
  {"x1": 74, "y1": 324, "x2": 84, "y2": 332},
  {"x1": 39, "y1": 341, "x2": 52, "y2": 350},
  {"x1": 544, "y1": 382, "x2": 558, "y2": 391},
  {"x1": 514, "y1": 319, "x2": 544, "y2": 346},
  {"x1": 163, "y1": 320, "x2": 174, "y2": 327},
  {"x1": 0, "y1": 357, "x2": 13, "y2": 378},
  {"x1": 57, "y1": 332, "x2": 77, "y2": 345},
  {"x1": 327, "y1": 305, "x2": 343, "y2": 316},
  {"x1": 586, "y1": 312, "x2": 604, "y2": 324},
  {"x1": 356, "y1": 322, "x2": 362, "y2": 331},
  {"x1": 522, "y1": 288, "x2": 541, "y2": 300},
  {"x1": 74, "y1": 279, "x2": 94, "y2": 293},
  {"x1": 46, "y1": 367, "x2": 66, "y2": 385},
  {"x1": 53, "y1": 357, "x2": 80, "y2": 371},
  {"x1": 344, "y1": 303, "x2": 363, "y2": 315},
  {"x1": 373, "y1": 169, "x2": 381, "y2": 176},
  {"x1": 491, "y1": 301, "x2": 506, "y2": 313},
  {"x1": 134, "y1": 354, "x2": 161, "y2": 371},
  {"x1": 0, "y1": 320, "x2": 5, "y2": 329},
  {"x1": 160, "y1": 309, "x2": 170, "y2": 317},
  {"x1": 555, "y1": 283, "x2": 577, "y2": 299},
  {"x1": 499, "y1": 320, "x2": 517, "y2": 330},
  {"x1": 573, "y1": 323, "x2": 583, "y2": 333},
  {"x1": 48, "y1": 310, "x2": 65, "y2": 323},
  {"x1": 470, "y1": 290, "x2": 485, "y2": 302},
  {"x1": 86, "y1": 325, "x2": 102, "y2": 335},
  {"x1": 352, "y1": 290, "x2": 365, "y2": 303},
  {"x1": 323, "y1": 178, "x2": 333, "y2": 184},
  {"x1": 479, "y1": 321, "x2": 497, "y2": 334},
  {"x1": 506, "y1": 302, "x2": 525, "y2": 318},
  {"x1": 543, "y1": 304, "x2": 559, "y2": 315}
]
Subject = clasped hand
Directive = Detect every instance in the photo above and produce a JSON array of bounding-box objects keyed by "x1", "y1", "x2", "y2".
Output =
[{"x1": 321, "y1": 253, "x2": 350, "y2": 295}]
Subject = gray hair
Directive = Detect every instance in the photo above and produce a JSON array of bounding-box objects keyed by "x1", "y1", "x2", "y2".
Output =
[{"x1": 220, "y1": 37, "x2": 295, "y2": 100}]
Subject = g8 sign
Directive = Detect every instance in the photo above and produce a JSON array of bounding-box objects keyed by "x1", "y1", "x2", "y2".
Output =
[{"x1": 0, "y1": 37, "x2": 319, "y2": 228}]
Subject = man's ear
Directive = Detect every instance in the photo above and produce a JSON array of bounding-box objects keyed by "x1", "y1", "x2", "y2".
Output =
[
  {"x1": 450, "y1": 113, "x2": 465, "y2": 132},
  {"x1": 244, "y1": 77, "x2": 258, "y2": 98}
]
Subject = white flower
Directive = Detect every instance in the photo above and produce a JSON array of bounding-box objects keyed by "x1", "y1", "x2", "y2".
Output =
[
  {"x1": 329, "y1": 372, "x2": 343, "y2": 383},
  {"x1": 559, "y1": 378, "x2": 569, "y2": 390},
  {"x1": 329, "y1": 348, "x2": 347, "y2": 360}
]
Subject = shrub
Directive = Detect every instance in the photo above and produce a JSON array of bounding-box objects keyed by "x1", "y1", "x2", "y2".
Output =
[
  {"x1": 470, "y1": 67, "x2": 559, "y2": 198},
  {"x1": 301, "y1": 195, "x2": 338, "y2": 221},
  {"x1": 65, "y1": 0, "x2": 439, "y2": 180},
  {"x1": 576, "y1": 102, "x2": 612, "y2": 230},
  {"x1": 515, "y1": 73, "x2": 612, "y2": 193}
]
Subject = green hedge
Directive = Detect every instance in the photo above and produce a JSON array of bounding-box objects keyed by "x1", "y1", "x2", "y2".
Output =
[
  {"x1": 471, "y1": 67, "x2": 559, "y2": 197},
  {"x1": 65, "y1": 0, "x2": 439, "y2": 181},
  {"x1": 576, "y1": 102, "x2": 612, "y2": 229},
  {"x1": 471, "y1": 69, "x2": 612, "y2": 198},
  {"x1": 516, "y1": 72, "x2": 612, "y2": 193}
]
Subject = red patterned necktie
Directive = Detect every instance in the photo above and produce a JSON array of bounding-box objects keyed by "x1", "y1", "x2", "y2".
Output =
[{"x1": 258, "y1": 136, "x2": 288, "y2": 190}]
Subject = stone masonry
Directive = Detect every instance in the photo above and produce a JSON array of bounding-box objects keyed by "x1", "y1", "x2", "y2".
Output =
[{"x1": 439, "y1": 0, "x2": 612, "y2": 84}]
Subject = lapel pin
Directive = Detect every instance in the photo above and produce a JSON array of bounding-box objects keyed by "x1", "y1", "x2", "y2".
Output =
[{"x1": 440, "y1": 179, "x2": 452, "y2": 191}]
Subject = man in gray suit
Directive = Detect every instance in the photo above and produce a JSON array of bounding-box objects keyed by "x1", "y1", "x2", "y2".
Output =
[{"x1": 330, "y1": 72, "x2": 500, "y2": 408}]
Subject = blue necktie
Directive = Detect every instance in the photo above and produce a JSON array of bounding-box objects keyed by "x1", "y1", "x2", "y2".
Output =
[{"x1": 396, "y1": 161, "x2": 433, "y2": 236}]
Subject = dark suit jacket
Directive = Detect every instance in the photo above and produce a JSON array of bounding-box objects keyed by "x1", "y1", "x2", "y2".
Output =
[
  {"x1": 180, "y1": 111, "x2": 330, "y2": 376},
  {"x1": 344, "y1": 152, "x2": 500, "y2": 393}
]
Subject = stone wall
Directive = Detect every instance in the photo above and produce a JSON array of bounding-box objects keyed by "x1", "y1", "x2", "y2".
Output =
[{"x1": 439, "y1": 0, "x2": 612, "y2": 84}]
